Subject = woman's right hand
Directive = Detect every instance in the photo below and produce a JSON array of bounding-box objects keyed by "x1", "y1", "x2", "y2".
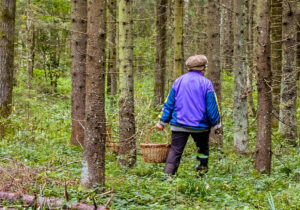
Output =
[{"x1": 155, "y1": 122, "x2": 164, "y2": 130}]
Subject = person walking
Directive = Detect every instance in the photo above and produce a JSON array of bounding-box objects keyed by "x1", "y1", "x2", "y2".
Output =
[{"x1": 155, "y1": 54, "x2": 222, "y2": 176}]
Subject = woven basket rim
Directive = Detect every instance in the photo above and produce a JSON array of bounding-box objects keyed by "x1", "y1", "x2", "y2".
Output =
[{"x1": 140, "y1": 143, "x2": 170, "y2": 148}]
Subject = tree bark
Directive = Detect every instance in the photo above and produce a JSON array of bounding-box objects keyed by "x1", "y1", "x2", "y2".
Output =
[
  {"x1": 197, "y1": 3, "x2": 207, "y2": 56},
  {"x1": 254, "y1": 0, "x2": 272, "y2": 174},
  {"x1": 207, "y1": 0, "x2": 221, "y2": 106},
  {"x1": 118, "y1": 0, "x2": 136, "y2": 167},
  {"x1": 246, "y1": 0, "x2": 256, "y2": 117},
  {"x1": 220, "y1": 0, "x2": 233, "y2": 73},
  {"x1": 107, "y1": 0, "x2": 117, "y2": 99},
  {"x1": 0, "y1": 0, "x2": 16, "y2": 137},
  {"x1": 173, "y1": 0, "x2": 184, "y2": 80},
  {"x1": 70, "y1": 0, "x2": 87, "y2": 146},
  {"x1": 233, "y1": 0, "x2": 248, "y2": 154},
  {"x1": 154, "y1": 0, "x2": 168, "y2": 106},
  {"x1": 278, "y1": 0, "x2": 298, "y2": 142},
  {"x1": 81, "y1": 0, "x2": 106, "y2": 189},
  {"x1": 270, "y1": 0, "x2": 282, "y2": 126},
  {"x1": 26, "y1": 0, "x2": 35, "y2": 84},
  {"x1": 207, "y1": 0, "x2": 222, "y2": 147}
]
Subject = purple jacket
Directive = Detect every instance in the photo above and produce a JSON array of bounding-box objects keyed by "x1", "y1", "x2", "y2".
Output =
[{"x1": 159, "y1": 70, "x2": 220, "y2": 130}]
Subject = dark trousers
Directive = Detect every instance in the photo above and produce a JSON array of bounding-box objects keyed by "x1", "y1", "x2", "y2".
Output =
[{"x1": 164, "y1": 131, "x2": 210, "y2": 175}]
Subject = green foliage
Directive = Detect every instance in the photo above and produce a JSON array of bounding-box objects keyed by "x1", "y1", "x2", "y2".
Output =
[
  {"x1": 1, "y1": 0, "x2": 299, "y2": 208},
  {"x1": 1, "y1": 68, "x2": 300, "y2": 209}
]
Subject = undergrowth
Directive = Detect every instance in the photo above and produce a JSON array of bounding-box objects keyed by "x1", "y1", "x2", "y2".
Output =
[{"x1": 0, "y1": 69, "x2": 299, "y2": 209}]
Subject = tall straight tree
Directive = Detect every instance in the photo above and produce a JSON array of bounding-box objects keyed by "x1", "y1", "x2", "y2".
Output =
[
  {"x1": 0, "y1": 0, "x2": 16, "y2": 137},
  {"x1": 220, "y1": 0, "x2": 233, "y2": 73},
  {"x1": 118, "y1": 0, "x2": 136, "y2": 167},
  {"x1": 254, "y1": 0, "x2": 272, "y2": 173},
  {"x1": 154, "y1": 0, "x2": 168, "y2": 106},
  {"x1": 197, "y1": 2, "x2": 207, "y2": 56},
  {"x1": 278, "y1": 0, "x2": 298, "y2": 142},
  {"x1": 270, "y1": 0, "x2": 282, "y2": 125},
  {"x1": 246, "y1": 0, "x2": 257, "y2": 117},
  {"x1": 81, "y1": 0, "x2": 106, "y2": 188},
  {"x1": 207, "y1": 0, "x2": 221, "y2": 105},
  {"x1": 26, "y1": 0, "x2": 35, "y2": 84},
  {"x1": 173, "y1": 0, "x2": 184, "y2": 80},
  {"x1": 233, "y1": 0, "x2": 248, "y2": 154},
  {"x1": 107, "y1": 0, "x2": 117, "y2": 99},
  {"x1": 207, "y1": 0, "x2": 222, "y2": 146},
  {"x1": 70, "y1": 0, "x2": 87, "y2": 146}
]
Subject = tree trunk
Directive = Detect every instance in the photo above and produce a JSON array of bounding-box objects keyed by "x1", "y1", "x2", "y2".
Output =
[
  {"x1": 70, "y1": 0, "x2": 87, "y2": 146},
  {"x1": 197, "y1": 3, "x2": 207, "y2": 56},
  {"x1": 173, "y1": 0, "x2": 184, "y2": 80},
  {"x1": 207, "y1": 0, "x2": 221, "y2": 106},
  {"x1": 154, "y1": 0, "x2": 167, "y2": 106},
  {"x1": 297, "y1": 9, "x2": 300, "y2": 77},
  {"x1": 233, "y1": 0, "x2": 248, "y2": 154},
  {"x1": 278, "y1": 0, "x2": 298, "y2": 142},
  {"x1": 81, "y1": 0, "x2": 106, "y2": 189},
  {"x1": 107, "y1": 0, "x2": 117, "y2": 99},
  {"x1": 26, "y1": 0, "x2": 35, "y2": 84},
  {"x1": 254, "y1": 0, "x2": 272, "y2": 174},
  {"x1": 183, "y1": 0, "x2": 189, "y2": 62},
  {"x1": 246, "y1": 0, "x2": 256, "y2": 117},
  {"x1": 220, "y1": 0, "x2": 233, "y2": 73},
  {"x1": 167, "y1": 0, "x2": 174, "y2": 89},
  {"x1": 207, "y1": 0, "x2": 222, "y2": 147},
  {"x1": 118, "y1": 0, "x2": 136, "y2": 167},
  {"x1": 0, "y1": 0, "x2": 16, "y2": 137},
  {"x1": 270, "y1": 0, "x2": 282, "y2": 126}
]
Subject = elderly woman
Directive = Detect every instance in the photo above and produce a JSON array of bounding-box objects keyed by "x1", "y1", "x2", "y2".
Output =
[{"x1": 155, "y1": 54, "x2": 222, "y2": 176}]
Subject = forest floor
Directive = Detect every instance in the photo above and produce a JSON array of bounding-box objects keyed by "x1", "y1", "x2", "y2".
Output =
[{"x1": 0, "y1": 71, "x2": 299, "y2": 209}]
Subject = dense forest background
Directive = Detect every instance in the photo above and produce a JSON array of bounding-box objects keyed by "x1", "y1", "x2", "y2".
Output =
[{"x1": 0, "y1": 0, "x2": 299, "y2": 209}]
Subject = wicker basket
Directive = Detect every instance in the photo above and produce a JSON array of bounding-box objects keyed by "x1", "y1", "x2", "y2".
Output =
[
  {"x1": 140, "y1": 127, "x2": 170, "y2": 163},
  {"x1": 106, "y1": 141, "x2": 119, "y2": 153}
]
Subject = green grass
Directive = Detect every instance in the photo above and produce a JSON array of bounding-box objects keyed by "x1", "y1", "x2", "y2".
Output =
[{"x1": 0, "y1": 70, "x2": 299, "y2": 209}]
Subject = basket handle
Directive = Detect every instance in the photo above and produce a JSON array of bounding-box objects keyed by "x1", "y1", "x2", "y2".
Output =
[{"x1": 145, "y1": 126, "x2": 169, "y2": 145}]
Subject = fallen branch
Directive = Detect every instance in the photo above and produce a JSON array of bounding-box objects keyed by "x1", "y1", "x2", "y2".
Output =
[
  {"x1": 105, "y1": 194, "x2": 114, "y2": 209},
  {"x1": 0, "y1": 191, "x2": 105, "y2": 210}
]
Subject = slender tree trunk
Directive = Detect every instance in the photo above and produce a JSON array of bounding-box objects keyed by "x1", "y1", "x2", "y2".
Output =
[
  {"x1": 254, "y1": 0, "x2": 272, "y2": 174},
  {"x1": 220, "y1": 0, "x2": 233, "y2": 73},
  {"x1": 246, "y1": 0, "x2": 256, "y2": 117},
  {"x1": 173, "y1": 0, "x2": 184, "y2": 80},
  {"x1": 0, "y1": 0, "x2": 16, "y2": 137},
  {"x1": 81, "y1": 0, "x2": 106, "y2": 189},
  {"x1": 183, "y1": 0, "x2": 189, "y2": 62},
  {"x1": 271, "y1": 0, "x2": 282, "y2": 126},
  {"x1": 70, "y1": 0, "x2": 87, "y2": 146},
  {"x1": 233, "y1": 0, "x2": 248, "y2": 154},
  {"x1": 207, "y1": 0, "x2": 221, "y2": 105},
  {"x1": 167, "y1": 0, "x2": 174, "y2": 89},
  {"x1": 107, "y1": 0, "x2": 117, "y2": 99},
  {"x1": 297, "y1": 10, "x2": 300, "y2": 76},
  {"x1": 207, "y1": 0, "x2": 222, "y2": 147},
  {"x1": 26, "y1": 0, "x2": 35, "y2": 84},
  {"x1": 197, "y1": 3, "x2": 207, "y2": 56},
  {"x1": 154, "y1": 0, "x2": 167, "y2": 106},
  {"x1": 118, "y1": 0, "x2": 136, "y2": 167},
  {"x1": 278, "y1": 0, "x2": 298, "y2": 142}
]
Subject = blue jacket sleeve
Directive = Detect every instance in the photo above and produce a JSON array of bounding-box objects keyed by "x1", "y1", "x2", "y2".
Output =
[
  {"x1": 205, "y1": 83, "x2": 220, "y2": 126},
  {"x1": 158, "y1": 88, "x2": 176, "y2": 123}
]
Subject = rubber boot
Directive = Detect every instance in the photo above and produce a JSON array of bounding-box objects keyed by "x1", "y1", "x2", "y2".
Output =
[
  {"x1": 196, "y1": 156, "x2": 208, "y2": 177},
  {"x1": 164, "y1": 163, "x2": 178, "y2": 175},
  {"x1": 163, "y1": 163, "x2": 177, "y2": 182}
]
